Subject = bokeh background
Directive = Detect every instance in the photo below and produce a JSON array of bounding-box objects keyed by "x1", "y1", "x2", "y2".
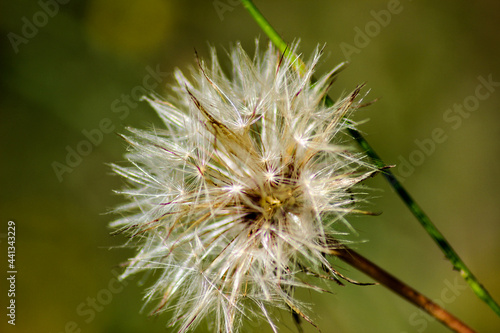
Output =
[{"x1": 1, "y1": 0, "x2": 499, "y2": 332}]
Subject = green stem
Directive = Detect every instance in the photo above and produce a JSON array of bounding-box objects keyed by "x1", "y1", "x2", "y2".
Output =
[
  {"x1": 346, "y1": 127, "x2": 500, "y2": 317},
  {"x1": 239, "y1": 0, "x2": 500, "y2": 317},
  {"x1": 240, "y1": 0, "x2": 306, "y2": 75}
]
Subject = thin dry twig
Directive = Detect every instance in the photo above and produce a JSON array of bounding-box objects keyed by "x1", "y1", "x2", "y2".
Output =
[{"x1": 327, "y1": 243, "x2": 476, "y2": 333}]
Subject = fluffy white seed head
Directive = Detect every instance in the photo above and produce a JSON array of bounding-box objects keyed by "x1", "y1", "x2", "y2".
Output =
[{"x1": 111, "y1": 41, "x2": 377, "y2": 333}]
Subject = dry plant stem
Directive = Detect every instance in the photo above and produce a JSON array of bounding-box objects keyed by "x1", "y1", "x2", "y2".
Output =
[{"x1": 329, "y1": 246, "x2": 476, "y2": 333}]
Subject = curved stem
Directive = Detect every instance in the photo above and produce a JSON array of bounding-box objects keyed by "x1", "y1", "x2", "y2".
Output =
[
  {"x1": 239, "y1": 0, "x2": 500, "y2": 317},
  {"x1": 329, "y1": 245, "x2": 476, "y2": 333}
]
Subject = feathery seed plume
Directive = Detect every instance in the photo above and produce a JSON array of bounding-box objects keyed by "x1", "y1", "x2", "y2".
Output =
[{"x1": 111, "y1": 41, "x2": 377, "y2": 332}]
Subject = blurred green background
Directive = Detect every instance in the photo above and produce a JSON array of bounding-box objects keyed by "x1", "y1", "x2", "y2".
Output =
[{"x1": 1, "y1": 0, "x2": 499, "y2": 332}]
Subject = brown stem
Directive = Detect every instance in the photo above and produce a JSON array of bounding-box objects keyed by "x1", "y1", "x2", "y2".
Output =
[{"x1": 328, "y1": 246, "x2": 476, "y2": 333}]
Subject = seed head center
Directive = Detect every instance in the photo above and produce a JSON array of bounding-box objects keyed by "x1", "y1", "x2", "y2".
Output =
[{"x1": 259, "y1": 186, "x2": 297, "y2": 220}]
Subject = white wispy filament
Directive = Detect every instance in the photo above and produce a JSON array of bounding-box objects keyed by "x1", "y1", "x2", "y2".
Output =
[{"x1": 111, "y1": 41, "x2": 377, "y2": 332}]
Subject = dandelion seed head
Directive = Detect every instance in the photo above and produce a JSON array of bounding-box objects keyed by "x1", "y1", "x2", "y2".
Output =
[{"x1": 111, "y1": 41, "x2": 377, "y2": 332}]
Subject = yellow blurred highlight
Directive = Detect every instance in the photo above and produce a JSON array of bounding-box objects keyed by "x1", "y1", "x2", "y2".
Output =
[{"x1": 84, "y1": 0, "x2": 174, "y2": 58}]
